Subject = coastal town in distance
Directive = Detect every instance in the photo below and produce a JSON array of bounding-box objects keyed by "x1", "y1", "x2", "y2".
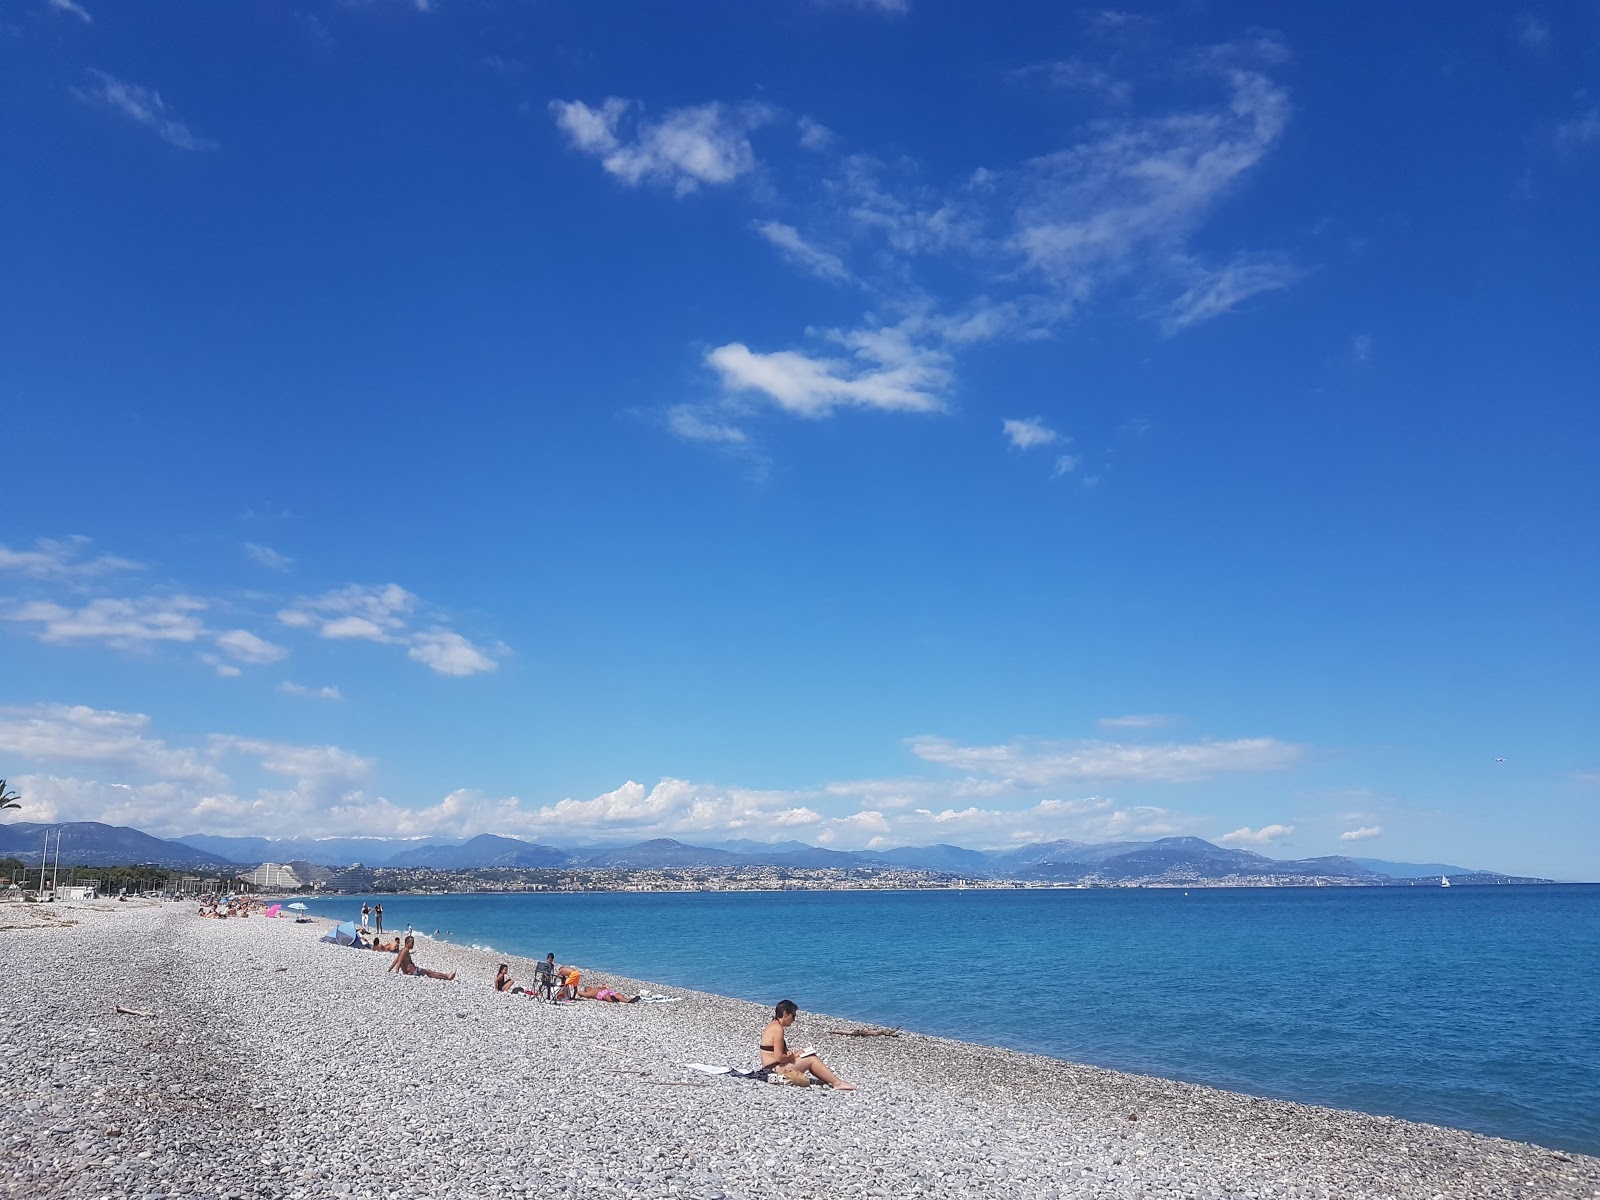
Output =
[{"x1": 2, "y1": 822, "x2": 1553, "y2": 898}]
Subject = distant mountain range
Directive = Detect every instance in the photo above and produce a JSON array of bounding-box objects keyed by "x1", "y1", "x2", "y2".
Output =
[{"x1": 0, "y1": 820, "x2": 1533, "y2": 883}]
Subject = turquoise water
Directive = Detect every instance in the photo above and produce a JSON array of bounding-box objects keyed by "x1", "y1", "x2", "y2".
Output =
[{"x1": 307, "y1": 885, "x2": 1600, "y2": 1155}]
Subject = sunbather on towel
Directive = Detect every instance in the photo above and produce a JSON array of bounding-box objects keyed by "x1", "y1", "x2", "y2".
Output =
[
  {"x1": 760, "y1": 1000, "x2": 855, "y2": 1090},
  {"x1": 388, "y1": 935, "x2": 455, "y2": 981},
  {"x1": 578, "y1": 986, "x2": 639, "y2": 1003}
]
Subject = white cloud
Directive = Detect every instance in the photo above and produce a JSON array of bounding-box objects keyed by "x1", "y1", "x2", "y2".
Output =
[
  {"x1": 752, "y1": 220, "x2": 852, "y2": 283},
  {"x1": 908, "y1": 734, "x2": 1304, "y2": 786},
  {"x1": 1340, "y1": 825, "x2": 1383, "y2": 842},
  {"x1": 277, "y1": 681, "x2": 342, "y2": 700},
  {"x1": 1002, "y1": 416, "x2": 1059, "y2": 449},
  {"x1": 73, "y1": 70, "x2": 215, "y2": 151},
  {"x1": 276, "y1": 583, "x2": 501, "y2": 676},
  {"x1": 6, "y1": 596, "x2": 209, "y2": 648},
  {"x1": 1216, "y1": 823, "x2": 1295, "y2": 847},
  {"x1": 551, "y1": 98, "x2": 772, "y2": 194},
  {"x1": 1097, "y1": 713, "x2": 1177, "y2": 729},
  {"x1": 407, "y1": 630, "x2": 498, "y2": 677},
  {"x1": 0, "y1": 536, "x2": 142, "y2": 580},
  {"x1": 707, "y1": 323, "x2": 950, "y2": 418},
  {"x1": 1013, "y1": 64, "x2": 1290, "y2": 320},
  {"x1": 1019, "y1": 59, "x2": 1133, "y2": 106},
  {"x1": 1160, "y1": 253, "x2": 1299, "y2": 332},
  {"x1": 244, "y1": 543, "x2": 293, "y2": 571},
  {"x1": 48, "y1": 0, "x2": 92, "y2": 23},
  {"x1": 667, "y1": 405, "x2": 750, "y2": 445},
  {"x1": 797, "y1": 117, "x2": 835, "y2": 151},
  {"x1": 277, "y1": 584, "x2": 416, "y2": 641},
  {"x1": 0, "y1": 704, "x2": 227, "y2": 787},
  {"x1": 1353, "y1": 333, "x2": 1374, "y2": 365},
  {"x1": 214, "y1": 628, "x2": 287, "y2": 665},
  {"x1": 1053, "y1": 455, "x2": 1080, "y2": 476}
]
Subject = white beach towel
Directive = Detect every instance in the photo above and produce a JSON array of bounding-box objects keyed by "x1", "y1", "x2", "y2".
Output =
[{"x1": 683, "y1": 1063, "x2": 732, "y2": 1076}]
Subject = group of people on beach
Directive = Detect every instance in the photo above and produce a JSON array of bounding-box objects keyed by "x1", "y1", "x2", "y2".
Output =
[
  {"x1": 335, "y1": 899, "x2": 854, "y2": 1089},
  {"x1": 493, "y1": 956, "x2": 640, "y2": 1003}
]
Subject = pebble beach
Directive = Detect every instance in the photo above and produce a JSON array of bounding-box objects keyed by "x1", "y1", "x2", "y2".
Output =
[{"x1": 2, "y1": 900, "x2": 1596, "y2": 1200}]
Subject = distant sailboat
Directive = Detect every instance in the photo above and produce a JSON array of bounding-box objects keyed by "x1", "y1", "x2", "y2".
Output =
[{"x1": 1440, "y1": 875, "x2": 1452, "y2": 888}]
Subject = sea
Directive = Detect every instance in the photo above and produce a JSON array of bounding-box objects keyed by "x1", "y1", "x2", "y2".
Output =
[{"x1": 302, "y1": 884, "x2": 1600, "y2": 1156}]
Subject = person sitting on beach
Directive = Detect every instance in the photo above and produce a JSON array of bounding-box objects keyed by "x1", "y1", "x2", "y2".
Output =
[
  {"x1": 760, "y1": 1000, "x2": 856, "y2": 1090},
  {"x1": 494, "y1": 964, "x2": 517, "y2": 993},
  {"x1": 387, "y1": 935, "x2": 455, "y2": 981},
  {"x1": 577, "y1": 986, "x2": 639, "y2": 1003}
]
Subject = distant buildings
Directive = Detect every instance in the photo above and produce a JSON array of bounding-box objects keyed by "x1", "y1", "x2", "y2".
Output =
[{"x1": 239, "y1": 862, "x2": 302, "y2": 890}]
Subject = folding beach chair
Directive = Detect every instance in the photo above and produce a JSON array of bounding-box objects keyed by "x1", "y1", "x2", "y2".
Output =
[{"x1": 533, "y1": 959, "x2": 557, "y2": 1001}]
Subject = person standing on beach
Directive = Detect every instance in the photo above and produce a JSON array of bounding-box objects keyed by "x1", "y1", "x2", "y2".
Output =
[
  {"x1": 374, "y1": 903, "x2": 384, "y2": 935},
  {"x1": 360, "y1": 902, "x2": 370, "y2": 929}
]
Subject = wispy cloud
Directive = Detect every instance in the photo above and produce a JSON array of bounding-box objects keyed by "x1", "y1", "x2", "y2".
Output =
[
  {"x1": 706, "y1": 323, "x2": 950, "y2": 419},
  {"x1": 752, "y1": 220, "x2": 852, "y2": 283},
  {"x1": 1097, "y1": 713, "x2": 1177, "y2": 730},
  {"x1": 73, "y1": 70, "x2": 216, "y2": 151},
  {"x1": 245, "y1": 543, "x2": 294, "y2": 571},
  {"x1": 657, "y1": 37, "x2": 1296, "y2": 451},
  {"x1": 2, "y1": 703, "x2": 1295, "y2": 847},
  {"x1": 1555, "y1": 107, "x2": 1600, "y2": 150},
  {"x1": 820, "y1": 0, "x2": 910, "y2": 16},
  {"x1": 551, "y1": 98, "x2": 772, "y2": 194},
  {"x1": 0, "y1": 703, "x2": 227, "y2": 787},
  {"x1": 797, "y1": 117, "x2": 835, "y2": 151},
  {"x1": 278, "y1": 681, "x2": 342, "y2": 700},
  {"x1": 1216, "y1": 823, "x2": 1295, "y2": 847},
  {"x1": 278, "y1": 583, "x2": 501, "y2": 676},
  {"x1": 213, "y1": 629, "x2": 288, "y2": 665},
  {"x1": 0, "y1": 537, "x2": 142, "y2": 580},
  {"x1": 666, "y1": 405, "x2": 750, "y2": 445},
  {"x1": 908, "y1": 733, "x2": 1305, "y2": 786},
  {"x1": 1160, "y1": 253, "x2": 1299, "y2": 333},
  {"x1": 7, "y1": 596, "x2": 210, "y2": 648},
  {"x1": 1002, "y1": 416, "x2": 1059, "y2": 449},
  {"x1": 48, "y1": 0, "x2": 92, "y2": 23},
  {"x1": 1516, "y1": 14, "x2": 1551, "y2": 53},
  {"x1": 1340, "y1": 825, "x2": 1383, "y2": 841}
]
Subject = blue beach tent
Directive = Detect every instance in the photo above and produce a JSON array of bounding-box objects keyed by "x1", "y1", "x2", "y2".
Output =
[{"x1": 320, "y1": 921, "x2": 362, "y2": 947}]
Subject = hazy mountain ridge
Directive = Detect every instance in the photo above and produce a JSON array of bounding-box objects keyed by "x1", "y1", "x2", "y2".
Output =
[{"x1": 0, "y1": 822, "x2": 1548, "y2": 883}]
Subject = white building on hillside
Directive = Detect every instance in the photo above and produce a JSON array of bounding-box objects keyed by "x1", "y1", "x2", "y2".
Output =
[{"x1": 240, "y1": 862, "x2": 302, "y2": 890}]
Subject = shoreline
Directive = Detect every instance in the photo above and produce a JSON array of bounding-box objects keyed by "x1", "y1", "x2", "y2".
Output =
[{"x1": 4, "y1": 900, "x2": 1599, "y2": 1199}]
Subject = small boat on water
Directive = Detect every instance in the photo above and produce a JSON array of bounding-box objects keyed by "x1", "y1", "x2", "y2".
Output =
[{"x1": 1440, "y1": 875, "x2": 1452, "y2": 888}]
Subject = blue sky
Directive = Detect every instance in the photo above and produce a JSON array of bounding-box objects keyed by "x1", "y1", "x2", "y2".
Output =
[{"x1": 2, "y1": 0, "x2": 1597, "y2": 878}]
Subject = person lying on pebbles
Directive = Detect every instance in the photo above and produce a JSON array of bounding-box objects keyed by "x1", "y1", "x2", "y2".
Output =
[
  {"x1": 387, "y1": 934, "x2": 455, "y2": 981},
  {"x1": 577, "y1": 986, "x2": 639, "y2": 1003},
  {"x1": 760, "y1": 1000, "x2": 856, "y2": 1090}
]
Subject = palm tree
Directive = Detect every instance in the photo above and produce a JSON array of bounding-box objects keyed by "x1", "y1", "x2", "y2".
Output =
[{"x1": 0, "y1": 779, "x2": 20, "y2": 816}]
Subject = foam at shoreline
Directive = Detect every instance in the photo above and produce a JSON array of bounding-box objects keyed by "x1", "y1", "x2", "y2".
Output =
[{"x1": 3, "y1": 899, "x2": 1598, "y2": 1200}]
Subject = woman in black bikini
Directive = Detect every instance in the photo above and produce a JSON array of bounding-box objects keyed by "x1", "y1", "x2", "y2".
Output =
[{"x1": 759, "y1": 999, "x2": 856, "y2": 1090}]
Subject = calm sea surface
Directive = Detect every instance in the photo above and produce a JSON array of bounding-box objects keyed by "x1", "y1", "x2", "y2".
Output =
[{"x1": 303, "y1": 885, "x2": 1600, "y2": 1154}]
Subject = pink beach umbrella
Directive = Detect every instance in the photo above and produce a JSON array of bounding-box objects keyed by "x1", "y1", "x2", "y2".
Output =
[{"x1": 264, "y1": 904, "x2": 282, "y2": 918}]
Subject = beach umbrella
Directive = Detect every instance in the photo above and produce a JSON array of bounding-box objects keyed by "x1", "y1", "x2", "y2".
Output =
[{"x1": 286, "y1": 902, "x2": 308, "y2": 911}]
